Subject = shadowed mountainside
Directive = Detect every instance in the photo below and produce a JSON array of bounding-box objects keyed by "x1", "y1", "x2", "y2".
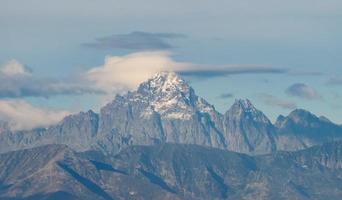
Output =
[{"x1": 1, "y1": 142, "x2": 342, "y2": 200}]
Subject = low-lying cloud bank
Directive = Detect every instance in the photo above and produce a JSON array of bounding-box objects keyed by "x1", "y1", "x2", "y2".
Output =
[
  {"x1": 0, "y1": 60, "x2": 98, "y2": 131},
  {"x1": 0, "y1": 60, "x2": 103, "y2": 98},
  {"x1": 0, "y1": 100, "x2": 70, "y2": 131}
]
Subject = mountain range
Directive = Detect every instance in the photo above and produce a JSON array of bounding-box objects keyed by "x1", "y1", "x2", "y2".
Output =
[
  {"x1": 0, "y1": 71, "x2": 342, "y2": 199},
  {"x1": 1, "y1": 71, "x2": 341, "y2": 155}
]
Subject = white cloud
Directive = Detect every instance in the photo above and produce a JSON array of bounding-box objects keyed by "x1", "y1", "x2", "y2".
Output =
[
  {"x1": 85, "y1": 51, "x2": 192, "y2": 92},
  {"x1": 0, "y1": 100, "x2": 70, "y2": 131},
  {"x1": 0, "y1": 59, "x2": 32, "y2": 77},
  {"x1": 0, "y1": 60, "x2": 103, "y2": 98}
]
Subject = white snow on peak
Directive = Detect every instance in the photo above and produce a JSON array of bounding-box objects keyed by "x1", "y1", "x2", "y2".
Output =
[
  {"x1": 133, "y1": 71, "x2": 215, "y2": 120},
  {"x1": 145, "y1": 71, "x2": 189, "y2": 94}
]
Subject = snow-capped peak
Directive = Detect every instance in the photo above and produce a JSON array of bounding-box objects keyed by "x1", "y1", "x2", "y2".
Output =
[
  {"x1": 120, "y1": 71, "x2": 215, "y2": 120},
  {"x1": 103, "y1": 71, "x2": 217, "y2": 120},
  {"x1": 138, "y1": 71, "x2": 190, "y2": 96}
]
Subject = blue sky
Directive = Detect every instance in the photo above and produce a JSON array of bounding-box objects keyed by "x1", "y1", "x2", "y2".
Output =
[{"x1": 1, "y1": 0, "x2": 342, "y2": 128}]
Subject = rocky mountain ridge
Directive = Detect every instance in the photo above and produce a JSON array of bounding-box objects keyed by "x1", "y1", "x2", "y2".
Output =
[{"x1": 0, "y1": 71, "x2": 341, "y2": 155}]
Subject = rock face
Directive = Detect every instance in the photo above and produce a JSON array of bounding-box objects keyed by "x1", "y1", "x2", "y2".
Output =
[
  {"x1": 0, "y1": 121, "x2": 10, "y2": 133},
  {"x1": 95, "y1": 72, "x2": 226, "y2": 154},
  {"x1": 1, "y1": 142, "x2": 342, "y2": 200},
  {"x1": 0, "y1": 71, "x2": 341, "y2": 155},
  {"x1": 84, "y1": 72, "x2": 283, "y2": 155},
  {"x1": 0, "y1": 144, "x2": 102, "y2": 200},
  {"x1": 223, "y1": 99, "x2": 277, "y2": 154},
  {"x1": 275, "y1": 109, "x2": 342, "y2": 151}
]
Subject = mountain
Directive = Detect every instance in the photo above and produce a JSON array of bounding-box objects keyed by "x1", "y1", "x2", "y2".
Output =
[
  {"x1": 0, "y1": 71, "x2": 341, "y2": 156},
  {"x1": 0, "y1": 145, "x2": 103, "y2": 200},
  {"x1": 223, "y1": 99, "x2": 277, "y2": 154},
  {"x1": 85, "y1": 71, "x2": 283, "y2": 155},
  {"x1": 275, "y1": 109, "x2": 342, "y2": 151},
  {"x1": 1, "y1": 142, "x2": 341, "y2": 200},
  {"x1": 95, "y1": 71, "x2": 226, "y2": 154}
]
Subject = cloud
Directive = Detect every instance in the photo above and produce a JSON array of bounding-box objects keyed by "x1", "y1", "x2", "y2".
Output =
[
  {"x1": 177, "y1": 65, "x2": 287, "y2": 78},
  {"x1": 82, "y1": 31, "x2": 186, "y2": 50},
  {"x1": 85, "y1": 51, "x2": 192, "y2": 92},
  {"x1": 327, "y1": 77, "x2": 342, "y2": 85},
  {"x1": 0, "y1": 60, "x2": 103, "y2": 98},
  {"x1": 0, "y1": 59, "x2": 32, "y2": 77},
  {"x1": 0, "y1": 100, "x2": 70, "y2": 130},
  {"x1": 285, "y1": 83, "x2": 321, "y2": 100},
  {"x1": 0, "y1": 78, "x2": 103, "y2": 98},
  {"x1": 288, "y1": 70, "x2": 324, "y2": 76},
  {"x1": 258, "y1": 93, "x2": 296, "y2": 109},
  {"x1": 85, "y1": 51, "x2": 288, "y2": 93},
  {"x1": 218, "y1": 93, "x2": 234, "y2": 99},
  {"x1": 0, "y1": 54, "x2": 288, "y2": 100}
]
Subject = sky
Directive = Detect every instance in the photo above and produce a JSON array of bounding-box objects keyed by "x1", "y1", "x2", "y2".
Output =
[{"x1": 1, "y1": 0, "x2": 342, "y2": 129}]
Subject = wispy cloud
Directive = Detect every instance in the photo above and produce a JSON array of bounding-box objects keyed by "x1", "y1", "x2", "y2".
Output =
[
  {"x1": 0, "y1": 60, "x2": 104, "y2": 98},
  {"x1": 82, "y1": 31, "x2": 186, "y2": 50},
  {"x1": 285, "y1": 83, "x2": 321, "y2": 100},
  {"x1": 218, "y1": 93, "x2": 234, "y2": 99},
  {"x1": 178, "y1": 65, "x2": 287, "y2": 78},
  {"x1": 288, "y1": 70, "x2": 324, "y2": 76},
  {"x1": 0, "y1": 99, "x2": 70, "y2": 130},
  {"x1": 326, "y1": 77, "x2": 342, "y2": 85},
  {"x1": 258, "y1": 93, "x2": 296, "y2": 109}
]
